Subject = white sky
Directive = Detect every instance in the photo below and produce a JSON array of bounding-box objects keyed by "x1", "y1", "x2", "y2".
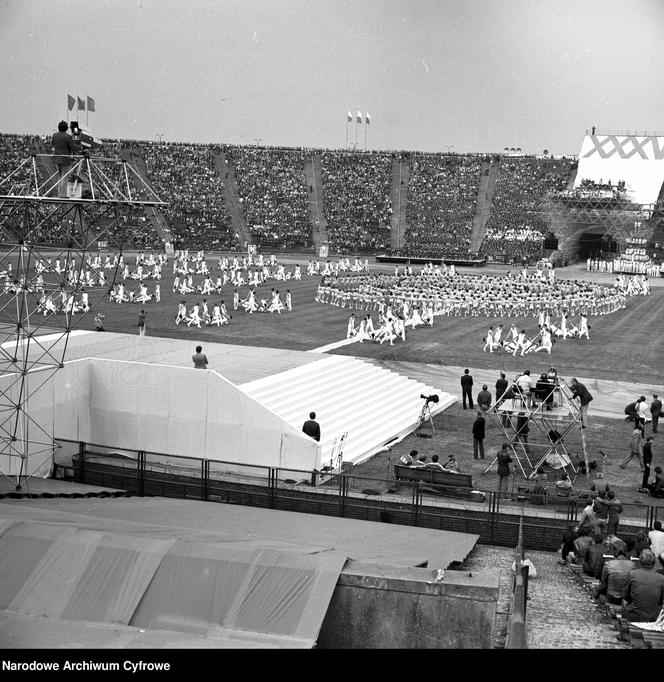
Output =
[{"x1": 1, "y1": 0, "x2": 663, "y2": 154}]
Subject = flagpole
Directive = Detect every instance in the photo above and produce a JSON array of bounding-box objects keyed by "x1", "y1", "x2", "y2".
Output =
[
  {"x1": 364, "y1": 121, "x2": 367, "y2": 151},
  {"x1": 346, "y1": 118, "x2": 349, "y2": 150},
  {"x1": 86, "y1": 98, "x2": 89, "y2": 127}
]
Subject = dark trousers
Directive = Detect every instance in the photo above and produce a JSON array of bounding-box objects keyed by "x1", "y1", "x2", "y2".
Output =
[
  {"x1": 642, "y1": 464, "x2": 651, "y2": 490},
  {"x1": 473, "y1": 438, "x2": 485, "y2": 459},
  {"x1": 653, "y1": 414, "x2": 659, "y2": 433},
  {"x1": 462, "y1": 388, "x2": 473, "y2": 409}
]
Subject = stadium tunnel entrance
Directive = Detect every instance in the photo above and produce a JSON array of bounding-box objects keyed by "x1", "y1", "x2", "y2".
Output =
[{"x1": 557, "y1": 224, "x2": 618, "y2": 260}]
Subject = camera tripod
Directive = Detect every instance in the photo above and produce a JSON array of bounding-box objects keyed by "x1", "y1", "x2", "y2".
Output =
[{"x1": 415, "y1": 399, "x2": 435, "y2": 437}]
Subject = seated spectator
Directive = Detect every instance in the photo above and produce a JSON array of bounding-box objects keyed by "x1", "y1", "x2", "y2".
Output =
[
  {"x1": 476, "y1": 384, "x2": 492, "y2": 411},
  {"x1": 399, "y1": 449, "x2": 418, "y2": 466},
  {"x1": 425, "y1": 454, "x2": 445, "y2": 470},
  {"x1": 628, "y1": 530, "x2": 651, "y2": 559},
  {"x1": 622, "y1": 549, "x2": 664, "y2": 623},
  {"x1": 555, "y1": 472, "x2": 573, "y2": 490},
  {"x1": 594, "y1": 541, "x2": 633, "y2": 604},
  {"x1": 647, "y1": 466, "x2": 664, "y2": 498},
  {"x1": 649, "y1": 521, "x2": 664, "y2": 557},
  {"x1": 410, "y1": 454, "x2": 428, "y2": 468},
  {"x1": 443, "y1": 454, "x2": 460, "y2": 472},
  {"x1": 571, "y1": 527, "x2": 594, "y2": 567},
  {"x1": 583, "y1": 533, "x2": 609, "y2": 577},
  {"x1": 558, "y1": 524, "x2": 577, "y2": 565}
]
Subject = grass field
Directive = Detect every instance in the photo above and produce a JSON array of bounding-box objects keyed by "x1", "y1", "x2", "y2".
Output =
[{"x1": 79, "y1": 255, "x2": 664, "y2": 386}]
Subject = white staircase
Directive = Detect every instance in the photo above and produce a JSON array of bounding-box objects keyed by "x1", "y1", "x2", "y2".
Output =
[{"x1": 239, "y1": 355, "x2": 456, "y2": 468}]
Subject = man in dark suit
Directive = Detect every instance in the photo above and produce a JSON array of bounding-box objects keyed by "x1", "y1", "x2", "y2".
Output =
[
  {"x1": 302, "y1": 412, "x2": 320, "y2": 442},
  {"x1": 460, "y1": 368, "x2": 473, "y2": 410},
  {"x1": 651, "y1": 394, "x2": 662, "y2": 434},
  {"x1": 472, "y1": 411, "x2": 486, "y2": 459},
  {"x1": 51, "y1": 120, "x2": 76, "y2": 197}
]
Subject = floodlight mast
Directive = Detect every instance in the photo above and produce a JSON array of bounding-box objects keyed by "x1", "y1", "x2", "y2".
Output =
[{"x1": 0, "y1": 154, "x2": 168, "y2": 490}]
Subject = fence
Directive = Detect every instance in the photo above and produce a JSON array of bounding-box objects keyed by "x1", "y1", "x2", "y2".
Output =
[{"x1": 53, "y1": 438, "x2": 662, "y2": 552}]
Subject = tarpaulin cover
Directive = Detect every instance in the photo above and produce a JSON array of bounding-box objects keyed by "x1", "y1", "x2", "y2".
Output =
[{"x1": 0, "y1": 517, "x2": 346, "y2": 648}]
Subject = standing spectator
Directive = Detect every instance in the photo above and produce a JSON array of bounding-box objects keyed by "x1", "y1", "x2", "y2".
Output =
[
  {"x1": 640, "y1": 437, "x2": 654, "y2": 492},
  {"x1": 497, "y1": 443, "x2": 512, "y2": 494},
  {"x1": 477, "y1": 384, "x2": 492, "y2": 411},
  {"x1": 460, "y1": 368, "x2": 473, "y2": 410},
  {"x1": 621, "y1": 424, "x2": 644, "y2": 470},
  {"x1": 516, "y1": 412, "x2": 530, "y2": 454},
  {"x1": 622, "y1": 549, "x2": 664, "y2": 624},
  {"x1": 570, "y1": 378, "x2": 593, "y2": 428},
  {"x1": 597, "y1": 490, "x2": 623, "y2": 536},
  {"x1": 495, "y1": 372, "x2": 509, "y2": 404},
  {"x1": 192, "y1": 345, "x2": 208, "y2": 369},
  {"x1": 472, "y1": 411, "x2": 486, "y2": 460},
  {"x1": 302, "y1": 411, "x2": 320, "y2": 442},
  {"x1": 650, "y1": 394, "x2": 662, "y2": 434},
  {"x1": 51, "y1": 120, "x2": 75, "y2": 197},
  {"x1": 137, "y1": 308, "x2": 147, "y2": 336}
]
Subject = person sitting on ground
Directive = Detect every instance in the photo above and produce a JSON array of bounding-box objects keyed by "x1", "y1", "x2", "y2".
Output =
[
  {"x1": 555, "y1": 472, "x2": 573, "y2": 491},
  {"x1": 647, "y1": 466, "x2": 664, "y2": 498},
  {"x1": 400, "y1": 449, "x2": 418, "y2": 466},
  {"x1": 559, "y1": 525, "x2": 577, "y2": 565},
  {"x1": 594, "y1": 540, "x2": 634, "y2": 604},
  {"x1": 443, "y1": 453, "x2": 460, "y2": 472},
  {"x1": 425, "y1": 453, "x2": 445, "y2": 470},
  {"x1": 622, "y1": 549, "x2": 664, "y2": 623}
]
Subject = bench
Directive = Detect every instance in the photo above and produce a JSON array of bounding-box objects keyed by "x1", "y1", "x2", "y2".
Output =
[
  {"x1": 393, "y1": 464, "x2": 485, "y2": 502},
  {"x1": 516, "y1": 485, "x2": 594, "y2": 507}
]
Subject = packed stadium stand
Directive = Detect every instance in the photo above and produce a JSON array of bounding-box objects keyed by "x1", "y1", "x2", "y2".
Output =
[
  {"x1": 225, "y1": 145, "x2": 312, "y2": 250},
  {"x1": 402, "y1": 152, "x2": 483, "y2": 259},
  {"x1": 8, "y1": 133, "x2": 654, "y2": 266},
  {"x1": 320, "y1": 150, "x2": 393, "y2": 253},
  {"x1": 479, "y1": 156, "x2": 576, "y2": 263}
]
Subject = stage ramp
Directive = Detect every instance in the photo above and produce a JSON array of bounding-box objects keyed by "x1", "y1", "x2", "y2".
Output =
[{"x1": 240, "y1": 354, "x2": 455, "y2": 466}]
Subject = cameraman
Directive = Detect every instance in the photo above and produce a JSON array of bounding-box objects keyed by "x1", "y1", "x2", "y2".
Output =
[{"x1": 51, "y1": 120, "x2": 75, "y2": 197}]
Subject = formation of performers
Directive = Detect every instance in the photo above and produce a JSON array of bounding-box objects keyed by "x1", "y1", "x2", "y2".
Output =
[{"x1": 319, "y1": 262, "x2": 650, "y2": 353}]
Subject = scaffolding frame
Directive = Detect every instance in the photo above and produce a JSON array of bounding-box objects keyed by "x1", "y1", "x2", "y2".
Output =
[
  {"x1": 0, "y1": 154, "x2": 167, "y2": 490},
  {"x1": 484, "y1": 374, "x2": 588, "y2": 484}
]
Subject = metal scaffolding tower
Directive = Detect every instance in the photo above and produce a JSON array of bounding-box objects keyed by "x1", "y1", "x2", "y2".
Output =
[{"x1": 0, "y1": 153, "x2": 167, "y2": 489}]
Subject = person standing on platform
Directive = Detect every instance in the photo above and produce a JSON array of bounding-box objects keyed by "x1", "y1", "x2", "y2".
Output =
[
  {"x1": 472, "y1": 411, "x2": 486, "y2": 460},
  {"x1": 51, "y1": 120, "x2": 76, "y2": 197},
  {"x1": 137, "y1": 308, "x2": 147, "y2": 336},
  {"x1": 570, "y1": 378, "x2": 593, "y2": 428},
  {"x1": 650, "y1": 394, "x2": 662, "y2": 434},
  {"x1": 461, "y1": 368, "x2": 474, "y2": 410},
  {"x1": 192, "y1": 345, "x2": 208, "y2": 369},
  {"x1": 302, "y1": 411, "x2": 320, "y2": 442}
]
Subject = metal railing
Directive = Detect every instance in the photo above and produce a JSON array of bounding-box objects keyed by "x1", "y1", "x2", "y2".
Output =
[{"x1": 53, "y1": 438, "x2": 662, "y2": 551}]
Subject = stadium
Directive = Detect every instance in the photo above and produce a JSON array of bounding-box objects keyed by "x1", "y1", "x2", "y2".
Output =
[{"x1": 0, "y1": 0, "x2": 663, "y2": 655}]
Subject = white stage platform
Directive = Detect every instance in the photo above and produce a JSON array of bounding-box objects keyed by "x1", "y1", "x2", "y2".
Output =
[{"x1": 5, "y1": 332, "x2": 456, "y2": 475}]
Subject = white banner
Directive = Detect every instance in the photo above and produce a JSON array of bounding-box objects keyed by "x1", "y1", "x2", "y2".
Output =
[{"x1": 575, "y1": 134, "x2": 664, "y2": 204}]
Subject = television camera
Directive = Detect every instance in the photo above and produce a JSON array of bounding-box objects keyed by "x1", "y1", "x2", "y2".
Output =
[{"x1": 420, "y1": 393, "x2": 439, "y2": 404}]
